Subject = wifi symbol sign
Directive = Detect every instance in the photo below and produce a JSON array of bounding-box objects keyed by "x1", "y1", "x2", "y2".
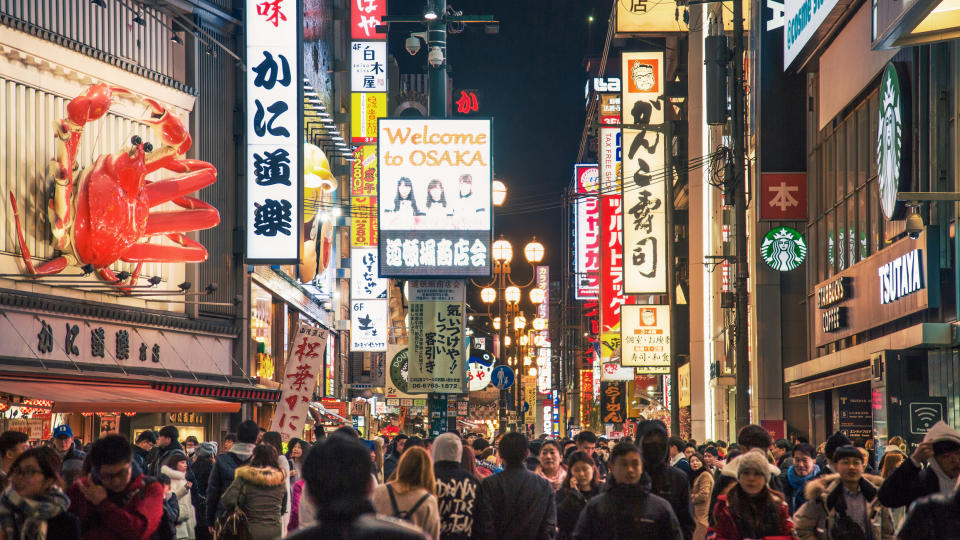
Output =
[{"x1": 909, "y1": 402, "x2": 944, "y2": 435}]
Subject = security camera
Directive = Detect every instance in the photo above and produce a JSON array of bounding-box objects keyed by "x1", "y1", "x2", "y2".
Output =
[
  {"x1": 405, "y1": 35, "x2": 422, "y2": 56},
  {"x1": 906, "y1": 209, "x2": 924, "y2": 239},
  {"x1": 428, "y1": 46, "x2": 444, "y2": 67}
]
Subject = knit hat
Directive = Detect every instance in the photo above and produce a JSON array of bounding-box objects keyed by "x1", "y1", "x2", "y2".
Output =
[
  {"x1": 195, "y1": 442, "x2": 217, "y2": 459},
  {"x1": 736, "y1": 451, "x2": 771, "y2": 480},
  {"x1": 432, "y1": 433, "x2": 462, "y2": 463},
  {"x1": 832, "y1": 445, "x2": 863, "y2": 463},
  {"x1": 824, "y1": 431, "x2": 853, "y2": 461}
]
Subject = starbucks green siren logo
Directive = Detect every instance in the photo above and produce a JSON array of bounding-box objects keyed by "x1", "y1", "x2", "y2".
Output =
[
  {"x1": 389, "y1": 348, "x2": 409, "y2": 393},
  {"x1": 877, "y1": 63, "x2": 904, "y2": 220},
  {"x1": 761, "y1": 227, "x2": 807, "y2": 271}
]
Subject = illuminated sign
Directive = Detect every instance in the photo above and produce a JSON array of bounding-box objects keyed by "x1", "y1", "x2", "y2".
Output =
[
  {"x1": 879, "y1": 249, "x2": 923, "y2": 304},
  {"x1": 407, "y1": 280, "x2": 467, "y2": 393},
  {"x1": 350, "y1": 248, "x2": 387, "y2": 299},
  {"x1": 455, "y1": 90, "x2": 480, "y2": 114},
  {"x1": 350, "y1": 299, "x2": 387, "y2": 351},
  {"x1": 617, "y1": 0, "x2": 748, "y2": 34},
  {"x1": 351, "y1": 0, "x2": 387, "y2": 40},
  {"x1": 351, "y1": 145, "x2": 379, "y2": 247},
  {"x1": 621, "y1": 51, "x2": 667, "y2": 295},
  {"x1": 621, "y1": 304, "x2": 671, "y2": 374},
  {"x1": 574, "y1": 164, "x2": 600, "y2": 299},
  {"x1": 245, "y1": 0, "x2": 301, "y2": 263},
  {"x1": 599, "y1": 94, "x2": 622, "y2": 208},
  {"x1": 351, "y1": 93, "x2": 387, "y2": 144},
  {"x1": 600, "y1": 193, "x2": 623, "y2": 334},
  {"x1": 351, "y1": 42, "x2": 387, "y2": 92},
  {"x1": 817, "y1": 277, "x2": 850, "y2": 308},
  {"x1": 377, "y1": 119, "x2": 492, "y2": 277},
  {"x1": 877, "y1": 63, "x2": 910, "y2": 220},
  {"x1": 536, "y1": 266, "x2": 552, "y2": 393},
  {"x1": 783, "y1": 0, "x2": 841, "y2": 68},
  {"x1": 760, "y1": 226, "x2": 808, "y2": 271},
  {"x1": 585, "y1": 77, "x2": 622, "y2": 103}
]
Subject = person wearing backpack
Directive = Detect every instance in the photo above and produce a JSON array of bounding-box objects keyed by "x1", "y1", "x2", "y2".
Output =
[{"x1": 371, "y1": 447, "x2": 441, "y2": 539}]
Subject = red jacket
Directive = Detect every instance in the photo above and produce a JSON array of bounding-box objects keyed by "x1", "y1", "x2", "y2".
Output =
[
  {"x1": 68, "y1": 473, "x2": 164, "y2": 540},
  {"x1": 707, "y1": 494, "x2": 796, "y2": 540}
]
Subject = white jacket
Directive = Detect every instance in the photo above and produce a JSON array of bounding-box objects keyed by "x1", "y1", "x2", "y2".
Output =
[{"x1": 161, "y1": 465, "x2": 196, "y2": 539}]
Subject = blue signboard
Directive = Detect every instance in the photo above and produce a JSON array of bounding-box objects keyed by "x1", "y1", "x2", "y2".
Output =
[{"x1": 491, "y1": 365, "x2": 515, "y2": 390}]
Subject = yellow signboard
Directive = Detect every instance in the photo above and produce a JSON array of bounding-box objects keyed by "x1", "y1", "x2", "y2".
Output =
[
  {"x1": 678, "y1": 361, "x2": 691, "y2": 407},
  {"x1": 616, "y1": 1, "x2": 749, "y2": 34},
  {"x1": 351, "y1": 93, "x2": 387, "y2": 144}
]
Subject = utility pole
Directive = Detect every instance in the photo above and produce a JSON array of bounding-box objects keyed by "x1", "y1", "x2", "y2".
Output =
[
  {"x1": 732, "y1": 0, "x2": 750, "y2": 429},
  {"x1": 665, "y1": 116, "x2": 680, "y2": 437},
  {"x1": 428, "y1": 0, "x2": 447, "y2": 117}
]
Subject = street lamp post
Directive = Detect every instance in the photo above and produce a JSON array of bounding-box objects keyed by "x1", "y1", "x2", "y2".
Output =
[{"x1": 475, "y1": 235, "x2": 544, "y2": 435}]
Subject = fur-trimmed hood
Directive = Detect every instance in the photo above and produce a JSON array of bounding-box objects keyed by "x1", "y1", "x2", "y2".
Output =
[
  {"x1": 804, "y1": 472, "x2": 884, "y2": 504},
  {"x1": 234, "y1": 465, "x2": 286, "y2": 487},
  {"x1": 160, "y1": 464, "x2": 186, "y2": 481}
]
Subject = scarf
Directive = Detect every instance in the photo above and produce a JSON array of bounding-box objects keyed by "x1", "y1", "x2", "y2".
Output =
[
  {"x1": 727, "y1": 485, "x2": 782, "y2": 539},
  {"x1": 928, "y1": 457, "x2": 956, "y2": 496},
  {"x1": 0, "y1": 487, "x2": 69, "y2": 540},
  {"x1": 786, "y1": 464, "x2": 820, "y2": 508},
  {"x1": 230, "y1": 442, "x2": 255, "y2": 461},
  {"x1": 537, "y1": 466, "x2": 566, "y2": 491}
]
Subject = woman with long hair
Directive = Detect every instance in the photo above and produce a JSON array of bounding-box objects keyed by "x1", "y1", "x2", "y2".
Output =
[
  {"x1": 220, "y1": 444, "x2": 287, "y2": 539},
  {"x1": 372, "y1": 438, "x2": 385, "y2": 484},
  {"x1": 688, "y1": 452, "x2": 714, "y2": 540},
  {"x1": 459, "y1": 446, "x2": 479, "y2": 480},
  {"x1": 371, "y1": 447, "x2": 440, "y2": 539},
  {"x1": 260, "y1": 431, "x2": 292, "y2": 534},
  {"x1": 161, "y1": 452, "x2": 196, "y2": 539},
  {"x1": 423, "y1": 179, "x2": 450, "y2": 220},
  {"x1": 708, "y1": 451, "x2": 794, "y2": 540},
  {"x1": 556, "y1": 451, "x2": 600, "y2": 539},
  {"x1": 0, "y1": 447, "x2": 79, "y2": 540},
  {"x1": 536, "y1": 440, "x2": 567, "y2": 491},
  {"x1": 881, "y1": 446, "x2": 908, "y2": 529},
  {"x1": 285, "y1": 438, "x2": 307, "y2": 480},
  {"x1": 388, "y1": 177, "x2": 423, "y2": 217}
]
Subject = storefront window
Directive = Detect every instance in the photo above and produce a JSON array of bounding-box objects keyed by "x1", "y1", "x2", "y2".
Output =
[{"x1": 252, "y1": 283, "x2": 276, "y2": 381}]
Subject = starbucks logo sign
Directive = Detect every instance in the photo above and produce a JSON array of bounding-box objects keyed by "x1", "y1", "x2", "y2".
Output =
[
  {"x1": 761, "y1": 227, "x2": 807, "y2": 272},
  {"x1": 877, "y1": 63, "x2": 910, "y2": 220}
]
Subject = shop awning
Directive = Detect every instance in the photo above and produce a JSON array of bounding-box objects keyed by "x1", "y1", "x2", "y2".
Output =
[
  {"x1": 0, "y1": 380, "x2": 240, "y2": 413},
  {"x1": 788, "y1": 366, "x2": 872, "y2": 398}
]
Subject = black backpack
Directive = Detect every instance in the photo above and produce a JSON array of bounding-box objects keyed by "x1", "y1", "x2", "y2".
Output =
[{"x1": 385, "y1": 484, "x2": 431, "y2": 523}]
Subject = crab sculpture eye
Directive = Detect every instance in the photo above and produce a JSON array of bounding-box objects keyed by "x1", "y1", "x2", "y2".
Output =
[
  {"x1": 130, "y1": 135, "x2": 142, "y2": 146},
  {"x1": 143, "y1": 142, "x2": 153, "y2": 152}
]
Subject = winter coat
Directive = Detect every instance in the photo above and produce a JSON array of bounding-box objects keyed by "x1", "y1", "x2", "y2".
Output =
[
  {"x1": 556, "y1": 485, "x2": 597, "y2": 540},
  {"x1": 189, "y1": 457, "x2": 214, "y2": 527},
  {"x1": 707, "y1": 491, "x2": 794, "y2": 540},
  {"x1": 433, "y1": 461, "x2": 481, "y2": 540},
  {"x1": 289, "y1": 478, "x2": 305, "y2": 533},
  {"x1": 876, "y1": 459, "x2": 940, "y2": 510},
  {"x1": 133, "y1": 446, "x2": 151, "y2": 475},
  {"x1": 475, "y1": 465, "x2": 556, "y2": 540},
  {"x1": 161, "y1": 465, "x2": 196, "y2": 539},
  {"x1": 793, "y1": 473, "x2": 893, "y2": 540},
  {"x1": 572, "y1": 478, "x2": 683, "y2": 540},
  {"x1": 204, "y1": 445, "x2": 252, "y2": 524},
  {"x1": 690, "y1": 469, "x2": 714, "y2": 540},
  {"x1": 645, "y1": 463, "x2": 697, "y2": 540},
  {"x1": 383, "y1": 452, "x2": 401, "y2": 482},
  {"x1": 896, "y1": 489, "x2": 960, "y2": 540},
  {"x1": 67, "y1": 471, "x2": 165, "y2": 540},
  {"x1": 284, "y1": 499, "x2": 427, "y2": 540},
  {"x1": 220, "y1": 465, "x2": 287, "y2": 539},
  {"x1": 709, "y1": 450, "x2": 783, "y2": 526},
  {"x1": 148, "y1": 442, "x2": 184, "y2": 477},
  {"x1": 371, "y1": 483, "x2": 440, "y2": 539},
  {"x1": 783, "y1": 465, "x2": 822, "y2": 513}
]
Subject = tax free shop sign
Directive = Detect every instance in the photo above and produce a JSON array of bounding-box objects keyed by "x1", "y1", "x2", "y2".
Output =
[
  {"x1": 783, "y1": 0, "x2": 840, "y2": 69},
  {"x1": 378, "y1": 119, "x2": 493, "y2": 278}
]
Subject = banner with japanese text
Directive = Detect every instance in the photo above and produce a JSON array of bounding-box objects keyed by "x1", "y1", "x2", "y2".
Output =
[
  {"x1": 407, "y1": 280, "x2": 467, "y2": 393},
  {"x1": 351, "y1": 146, "x2": 379, "y2": 247},
  {"x1": 351, "y1": 0, "x2": 386, "y2": 40},
  {"x1": 535, "y1": 265, "x2": 552, "y2": 393},
  {"x1": 599, "y1": 188, "x2": 624, "y2": 368},
  {"x1": 600, "y1": 380, "x2": 626, "y2": 424},
  {"x1": 272, "y1": 323, "x2": 329, "y2": 440},
  {"x1": 621, "y1": 51, "x2": 667, "y2": 295},
  {"x1": 574, "y1": 164, "x2": 600, "y2": 299},
  {"x1": 580, "y1": 369, "x2": 594, "y2": 427},
  {"x1": 245, "y1": 0, "x2": 302, "y2": 263},
  {"x1": 621, "y1": 304, "x2": 671, "y2": 373}
]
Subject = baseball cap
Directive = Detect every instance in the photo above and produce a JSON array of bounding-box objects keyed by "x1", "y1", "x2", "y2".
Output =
[{"x1": 53, "y1": 425, "x2": 73, "y2": 438}]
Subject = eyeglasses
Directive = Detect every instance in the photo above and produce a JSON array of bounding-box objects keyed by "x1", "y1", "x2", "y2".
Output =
[
  {"x1": 97, "y1": 464, "x2": 131, "y2": 482},
  {"x1": 10, "y1": 467, "x2": 43, "y2": 477}
]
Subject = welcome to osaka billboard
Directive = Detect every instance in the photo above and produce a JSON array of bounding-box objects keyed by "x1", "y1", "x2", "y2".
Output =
[{"x1": 378, "y1": 118, "x2": 492, "y2": 277}]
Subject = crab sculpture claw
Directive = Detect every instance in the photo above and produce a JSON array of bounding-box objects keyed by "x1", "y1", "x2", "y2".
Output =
[{"x1": 143, "y1": 98, "x2": 192, "y2": 158}]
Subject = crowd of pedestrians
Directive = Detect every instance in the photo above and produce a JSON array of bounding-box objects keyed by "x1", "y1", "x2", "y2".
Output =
[{"x1": 0, "y1": 419, "x2": 954, "y2": 539}]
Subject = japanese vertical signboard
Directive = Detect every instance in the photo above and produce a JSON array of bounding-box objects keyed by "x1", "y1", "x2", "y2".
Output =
[
  {"x1": 760, "y1": 172, "x2": 807, "y2": 220},
  {"x1": 599, "y1": 179, "x2": 624, "y2": 366},
  {"x1": 574, "y1": 164, "x2": 600, "y2": 299},
  {"x1": 350, "y1": 299, "x2": 387, "y2": 351},
  {"x1": 272, "y1": 323, "x2": 329, "y2": 440},
  {"x1": 351, "y1": 248, "x2": 387, "y2": 299},
  {"x1": 378, "y1": 119, "x2": 493, "y2": 277},
  {"x1": 580, "y1": 369, "x2": 594, "y2": 427},
  {"x1": 245, "y1": 0, "x2": 302, "y2": 263},
  {"x1": 351, "y1": 0, "x2": 386, "y2": 40},
  {"x1": 351, "y1": 93, "x2": 388, "y2": 144},
  {"x1": 621, "y1": 51, "x2": 667, "y2": 295},
  {"x1": 599, "y1": 94, "x2": 622, "y2": 203},
  {"x1": 407, "y1": 280, "x2": 467, "y2": 393},
  {"x1": 621, "y1": 304, "x2": 671, "y2": 373},
  {"x1": 536, "y1": 266, "x2": 552, "y2": 393},
  {"x1": 351, "y1": 42, "x2": 387, "y2": 92},
  {"x1": 600, "y1": 381, "x2": 626, "y2": 424}
]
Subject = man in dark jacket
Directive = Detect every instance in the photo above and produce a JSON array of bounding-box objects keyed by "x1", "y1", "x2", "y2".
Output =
[
  {"x1": 286, "y1": 433, "x2": 424, "y2": 540},
  {"x1": 878, "y1": 421, "x2": 960, "y2": 509},
  {"x1": 573, "y1": 441, "x2": 682, "y2": 540},
  {"x1": 433, "y1": 433, "x2": 481, "y2": 540},
  {"x1": 636, "y1": 420, "x2": 695, "y2": 540},
  {"x1": 897, "y1": 477, "x2": 960, "y2": 540},
  {"x1": 205, "y1": 420, "x2": 258, "y2": 533},
  {"x1": 67, "y1": 434, "x2": 165, "y2": 539},
  {"x1": 476, "y1": 432, "x2": 556, "y2": 540},
  {"x1": 132, "y1": 430, "x2": 156, "y2": 473},
  {"x1": 148, "y1": 425, "x2": 183, "y2": 477},
  {"x1": 52, "y1": 424, "x2": 86, "y2": 474},
  {"x1": 382, "y1": 434, "x2": 408, "y2": 481}
]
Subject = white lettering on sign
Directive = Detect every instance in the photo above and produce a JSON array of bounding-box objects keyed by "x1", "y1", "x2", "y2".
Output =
[
  {"x1": 783, "y1": 0, "x2": 841, "y2": 69},
  {"x1": 878, "y1": 249, "x2": 923, "y2": 304}
]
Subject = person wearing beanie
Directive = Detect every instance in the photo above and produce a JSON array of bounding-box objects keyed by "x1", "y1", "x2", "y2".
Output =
[
  {"x1": 636, "y1": 420, "x2": 696, "y2": 540},
  {"x1": 794, "y1": 445, "x2": 893, "y2": 540},
  {"x1": 432, "y1": 433, "x2": 480, "y2": 540},
  {"x1": 878, "y1": 421, "x2": 960, "y2": 511},
  {"x1": 708, "y1": 451, "x2": 794, "y2": 540},
  {"x1": 709, "y1": 424, "x2": 783, "y2": 527}
]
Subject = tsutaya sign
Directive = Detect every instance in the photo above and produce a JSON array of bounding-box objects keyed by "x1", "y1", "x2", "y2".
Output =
[
  {"x1": 879, "y1": 249, "x2": 923, "y2": 304},
  {"x1": 812, "y1": 231, "x2": 937, "y2": 347}
]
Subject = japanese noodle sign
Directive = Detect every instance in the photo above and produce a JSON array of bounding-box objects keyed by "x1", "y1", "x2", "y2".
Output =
[
  {"x1": 600, "y1": 381, "x2": 626, "y2": 424},
  {"x1": 378, "y1": 119, "x2": 492, "y2": 277},
  {"x1": 245, "y1": 0, "x2": 302, "y2": 263},
  {"x1": 272, "y1": 323, "x2": 329, "y2": 440},
  {"x1": 621, "y1": 51, "x2": 667, "y2": 295},
  {"x1": 407, "y1": 280, "x2": 467, "y2": 393}
]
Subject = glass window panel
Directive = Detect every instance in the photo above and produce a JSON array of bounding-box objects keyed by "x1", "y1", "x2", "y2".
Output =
[
  {"x1": 859, "y1": 186, "x2": 868, "y2": 259},
  {"x1": 869, "y1": 93, "x2": 879, "y2": 179},
  {"x1": 847, "y1": 115, "x2": 857, "y2": 195},
  {"x1": 848, "y1": 193, "x2": 857, "y2": 266},
  {"x1": 838, "y1": 200, "x2": 847, "y2": 270},
  {"x1": 827, "y1": 210, "x2": 835, "y2": 276},
  {"x1": 836, "y1": 126, "x2": 845, "y2": 202},
  {"x1": 827, "y1": 133, "x2": 836, "y2": 211},
  {"x1": 858, "y1": 106, "x2": 869, "y2": 187}
]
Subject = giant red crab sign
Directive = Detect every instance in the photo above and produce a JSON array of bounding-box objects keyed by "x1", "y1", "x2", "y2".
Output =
[{"x1": 8, "y1": 83, "x2": 219, "y2": 292}]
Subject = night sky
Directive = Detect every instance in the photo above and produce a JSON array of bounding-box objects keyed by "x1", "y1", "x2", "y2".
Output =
[{"x1": 391, "y1": 0, "x2": 613, "y2": 294}]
